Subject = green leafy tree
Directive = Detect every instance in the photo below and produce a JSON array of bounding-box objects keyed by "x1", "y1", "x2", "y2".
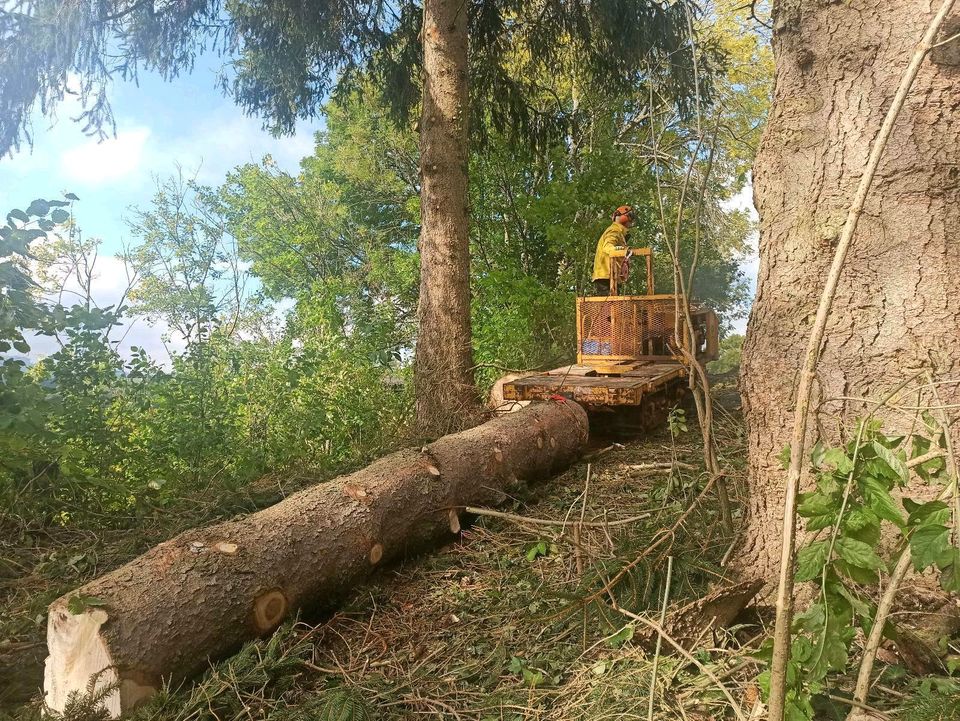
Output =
[{"x1": 1, "y1": 0, "x2": 704, "y2": 436}]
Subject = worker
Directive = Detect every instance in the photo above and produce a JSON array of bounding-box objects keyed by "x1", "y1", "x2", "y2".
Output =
[{"x1": 591, "y1": 205, "x2": 635, "y2": 295}]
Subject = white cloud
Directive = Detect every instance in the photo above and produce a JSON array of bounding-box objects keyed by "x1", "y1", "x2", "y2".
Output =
[
  {"x1": 59, "y1": 127, "x2": 151, "y2": 186},
  {"x1": 721, "y1": 183, "x2": 759, "y2": 220},
  {"x1": 155, "y1": 113, "x2": 316, "y2": 185},
  {"x1": 720, "y1": 179, "x2": 759, "y2": 335},
  {"x1": 26, "y1": 252, "x2": 185, "y2": 366}
]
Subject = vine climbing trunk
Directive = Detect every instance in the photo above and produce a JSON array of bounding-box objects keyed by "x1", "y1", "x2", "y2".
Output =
[
  {"x1": 414, "y1": 0, "x2": 480, "y2": 436},
  {"x1": 739, "y1": 0, "x2": 960, "y2": 586},
  {"x1": 44, "y1": 401, "x2": 589, "y2": 718}
]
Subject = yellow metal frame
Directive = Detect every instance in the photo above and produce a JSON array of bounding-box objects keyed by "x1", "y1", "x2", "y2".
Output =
[
  {"x1": 577, "y1": 245, "x2": 719, "y2": 370},
  {"x1": 607, "y1": 247, "x2": 654, "y2": 296}
]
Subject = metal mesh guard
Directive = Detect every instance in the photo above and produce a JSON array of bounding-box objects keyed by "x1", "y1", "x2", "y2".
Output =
[{"x1": 578, "y1": 297, "x2": 679, "y2": 359}]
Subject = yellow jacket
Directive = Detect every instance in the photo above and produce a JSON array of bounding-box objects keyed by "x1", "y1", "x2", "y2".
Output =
[{"x1": 592, "y1": 222, "x2": 628, "y2": 281}]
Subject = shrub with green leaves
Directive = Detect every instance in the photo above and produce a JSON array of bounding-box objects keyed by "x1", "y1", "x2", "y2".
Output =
[{"x1": 759, "y1": 416, "x2": 957, "y2": 720}]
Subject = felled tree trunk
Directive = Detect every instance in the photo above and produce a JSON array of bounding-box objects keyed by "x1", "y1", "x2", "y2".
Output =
[{"x1": 44, "y1": 401, "x2": 588, "y2": 717}]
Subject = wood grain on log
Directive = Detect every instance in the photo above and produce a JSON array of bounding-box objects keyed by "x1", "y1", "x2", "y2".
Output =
[{"x1": 44, "y1": 400, "x2": 588, "y2": 716}]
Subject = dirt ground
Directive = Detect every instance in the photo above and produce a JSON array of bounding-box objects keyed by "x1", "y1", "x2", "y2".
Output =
[{"x1": 3, "y1": 387, "x2": 756, "y2": 720}]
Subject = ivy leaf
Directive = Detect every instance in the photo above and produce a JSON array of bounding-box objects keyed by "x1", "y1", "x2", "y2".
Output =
[
  {"x1": 796, "y1": 541, "x2": 830, "y2": 582},
  {"x1": 50, "y1": 208, "x2": 70, "y2": 224},
  {"x1": 835, "y1": 536, "x2": 884, "y2": 571},
  {"x1": 64, "y1": 192, "x2": 80, "y2": 201},
  {"x1": 6, "y1": 209, "x2": 28, "y2": 224},
  {"x1": 871, "y1": 441, "x2": 908, "y2": 485},
  {"x1": 860, "y1": 476, "x2": 904, "y2": 527},
  {"x1": 910, "y1": 523, "x2": 951, "y2": 571},
  {"x1": 810, "y1": 441, "x2": 826, "y2": 468},
  {"x1": 605, "y1": 624, "x2": 634, "y2": 647},
  {"x1": 778, "y1": 443, "x2": 792, "y2": 470},
  {"x1": 525, "y1": 541, "x2": 548, "y2": 562}
]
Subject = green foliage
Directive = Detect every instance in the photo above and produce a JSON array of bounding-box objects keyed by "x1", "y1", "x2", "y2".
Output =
[
  {"x1": 0, "y1": 190, "x2": 410, "y2": 526},
  {"x1": 707, "y1": 333, "x2": 744, "y2": 375},
  {"x1": 668, "y1": 407, "x2": 688, "y2": 436},
  {"x1": 1, "y1": 0, "x2": 704, "y2": 156},
  {"x1": 769, "y1": 416, "x2": 959, "y2": 719},
  {"x1": 126, "y1": 622, "x2": 310, "y2": 721},
  {"x1": 66, "y1": 594, "x2": 106, "y2": 615},
  {"x1": 900, "y1": 682, "x2": 960, "y2": 721},
  {"x1": 310, "y1": 688, "x2": 377, "y2": 721}
]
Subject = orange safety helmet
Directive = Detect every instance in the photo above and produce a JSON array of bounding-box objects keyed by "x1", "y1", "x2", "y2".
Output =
[{"x1": 613, "y1": 205, "x2": 636, "y2": 223}]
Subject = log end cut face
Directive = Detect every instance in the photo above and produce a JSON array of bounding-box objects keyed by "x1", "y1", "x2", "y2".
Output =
[{"x1": 44, "y1": 604, "x2": 156, "y2": 716}]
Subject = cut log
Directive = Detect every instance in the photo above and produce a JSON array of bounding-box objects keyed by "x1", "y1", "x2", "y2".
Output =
[{"x1": 44, "y1": 400, "x2": 588, "y2": 716}]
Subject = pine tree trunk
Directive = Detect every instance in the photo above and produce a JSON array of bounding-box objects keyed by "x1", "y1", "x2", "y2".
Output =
[
  {"x1": 739, "y1": 0, "x2": 960, "y2": 583},
  {"x1": 44, "y1": 401, "x2": 589, "y2": 717},
  {"x1": 414, "y1": 0, "x2": 480, "y2": 436}
]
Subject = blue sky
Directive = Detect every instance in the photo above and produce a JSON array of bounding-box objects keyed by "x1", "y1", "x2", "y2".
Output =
[
  {"x1": 0, "y1": 52, "x2": 323, "y2": 360},
  {"x1": 0, "y1": 52, "x2": 323, "y2": 255}
]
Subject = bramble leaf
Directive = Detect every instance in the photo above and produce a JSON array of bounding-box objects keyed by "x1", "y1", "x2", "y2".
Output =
[
  {"x1": 939, "y1": 549, "x2": 960, "y2": 593},
  {"x1": 844, "y1": 505, "x2": 878, "y2": 532},
  {"x1": 822, "y1": 447, "x2": 853, "y2": 474},
  {"x1": 796, "y1": 541, "x2": 830, "y2": 582},
  {"x1": 806, "y1": 513, "x2": 837, "y2": 532},
  {"x1": 906, "y1": 500, "x2": 950, "y2": 527},
  {"x1": 911, "y1": 523, "x2": 951, "y2": 571},
  {"x1": 835, "y1": 536, "x2": 884, "y2": 571},
  {"x1": 860, "y1": 476, "x2": 904, "y2": 527},
  {"x1": 871, "y1": 441, "x2": 908, "y2": 484},
  {"x1": 798, "y1": 492, "x2": 836, "y2": 518},
  {"x1": 26, "y1": 199, "x2": 50, "y2": 217}
]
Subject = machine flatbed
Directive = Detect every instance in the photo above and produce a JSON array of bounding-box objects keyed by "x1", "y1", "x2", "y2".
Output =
[
  {"x1": 503, "y1": 360, "x2": 687, "y2": 408},
  {"x1": 499, "y1": 247, "x2": 718, "y2": 432}
]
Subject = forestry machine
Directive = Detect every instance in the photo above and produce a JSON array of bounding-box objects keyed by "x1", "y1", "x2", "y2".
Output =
[{"x1": 501, "y1": 246, "x2": 719, "y2": 434}]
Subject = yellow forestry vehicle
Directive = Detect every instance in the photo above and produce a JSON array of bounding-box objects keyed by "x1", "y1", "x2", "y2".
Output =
[{"x1": 502, "y1": 247, "x2": 719, "y2": 433}]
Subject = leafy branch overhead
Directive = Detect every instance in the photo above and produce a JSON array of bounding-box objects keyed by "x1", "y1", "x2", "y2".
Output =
[{"x1": 0, "y1": 0, "x2": 707, "y2": 156}]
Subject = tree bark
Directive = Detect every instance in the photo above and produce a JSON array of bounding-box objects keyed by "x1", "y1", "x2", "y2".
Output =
[
  {"x1": 739, "y1": 0, "x2": 960, "y2": 583},
  {"x1": 43, "y1": 401, "x2": 588, "y2": 717},
  {"x1": 414, "y1": 0, "x2": 480, "y2": 436}
]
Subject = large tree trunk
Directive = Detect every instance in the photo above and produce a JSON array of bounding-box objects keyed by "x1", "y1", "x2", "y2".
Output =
[
  {"x1": 44, "y1": 401, "x2": 588, "y2": 717},
  {"x1": 739, "y1": 0, "x2": 960, "y2": 583},
  {"x1": 414, "y1": 0, "x2": 480, "y2": 436}
]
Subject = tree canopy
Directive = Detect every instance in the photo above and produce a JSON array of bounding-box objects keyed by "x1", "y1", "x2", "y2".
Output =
[{"x1": 1, "y1": 0, "x2": 705, "y2": 156}]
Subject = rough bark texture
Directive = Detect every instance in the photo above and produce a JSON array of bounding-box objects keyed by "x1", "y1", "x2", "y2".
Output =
[
  {"x1": 739, "y1": 0, "x2": 960, "y2": 583},
  {"x1": 414, "y1": 0, "x2": 480, "y2": 436},
  {"x1": 44, "y1": 401, "x2": 588, "y2": 717}
]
